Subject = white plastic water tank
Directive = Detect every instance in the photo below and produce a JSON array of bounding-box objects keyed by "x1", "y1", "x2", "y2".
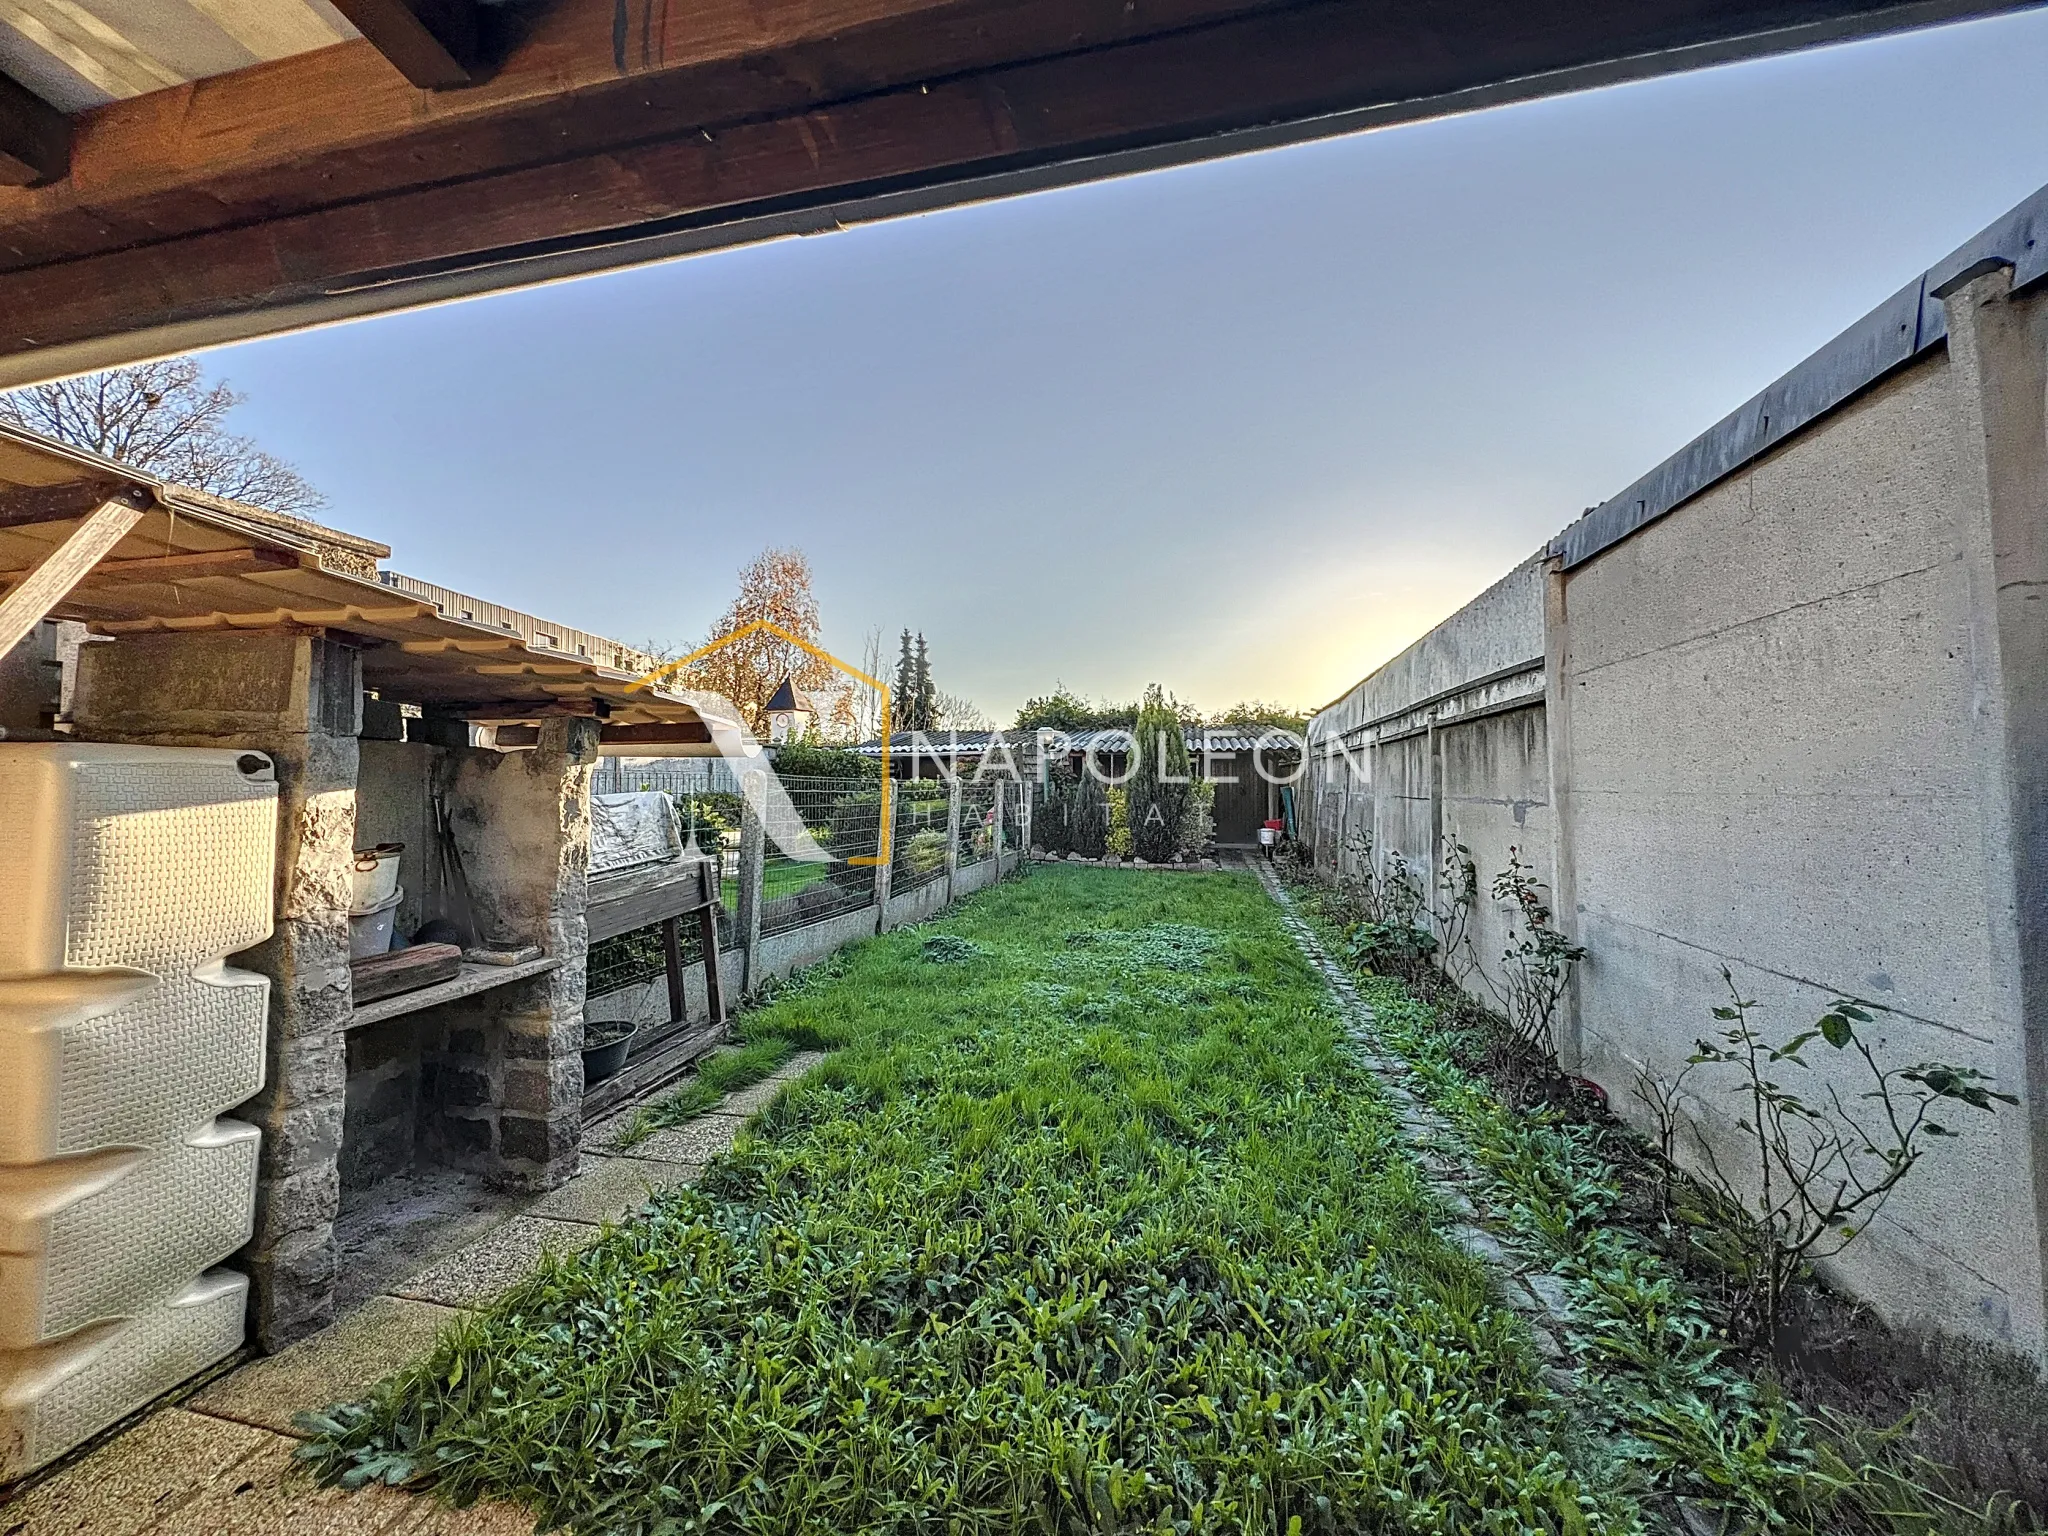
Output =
[{"x1": 0, "y1": 744, "x2": 279, "y2": 1479}]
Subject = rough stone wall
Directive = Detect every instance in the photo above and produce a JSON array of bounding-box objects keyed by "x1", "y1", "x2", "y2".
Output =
[
  {"x1": 432, "y1": 719, "x2": 600, "y2": 1191},
  {"x1": 1557, "y1": 337, "x2": 2045, "y2": 1356}
]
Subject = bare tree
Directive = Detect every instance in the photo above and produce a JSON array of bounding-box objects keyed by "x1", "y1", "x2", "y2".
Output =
[
  {"x1": 683, "y1": 547, "x2": 836, "y2": 731},
  {"x1": 934, "y1": 691, "x2": 991, "y2": 731},
  {"x1": 0, "y1": 360, "x2": 325, "y2": 516}
]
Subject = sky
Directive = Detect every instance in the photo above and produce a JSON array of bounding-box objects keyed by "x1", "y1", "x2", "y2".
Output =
[{"x1": 204, "y1": 7, "x2": 2048, "y2": 723}]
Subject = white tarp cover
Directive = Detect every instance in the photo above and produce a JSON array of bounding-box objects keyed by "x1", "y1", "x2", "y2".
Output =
[{"x1": 590, "y1": 791, "x2": 682, "y2": 876}]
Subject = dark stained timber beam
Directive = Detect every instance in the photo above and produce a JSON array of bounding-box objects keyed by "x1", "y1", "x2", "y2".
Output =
[
  {"x1": 0, "y1": 72, "x2": 67, "y2": 188},
  {"x1": 327, "y1": 0, "x2": 481, "y2": 90},
  {"x1": 0, "y1": 0, "x2": 2036, "y2": 381}
]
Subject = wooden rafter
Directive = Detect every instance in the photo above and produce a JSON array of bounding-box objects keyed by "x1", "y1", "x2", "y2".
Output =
[
  {"x1": 0, "y1": 499, "x2": 145, "y2": 657},
  {"x1": 327, "y1": 0, "x2": 481, "y2": 90},
  {"x1": 0, "y1": 71, "x2": 67, "y2": 188},
  {"x1": 0, "y1": 0, "x2": 2021, "y2": 382},
  {"x1": 0, "y1": 546, "x2": 302, "y2": 589}
]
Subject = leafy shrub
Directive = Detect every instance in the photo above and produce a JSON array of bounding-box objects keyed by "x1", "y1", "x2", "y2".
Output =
[
  {"x1": 1125, "y1": 684, "x2": 1190, "y2": 862},
  {"x1": 1178, "y1": 778, "x2": 1215, "y2": 857},
  {"x1": 918, "y1": 933, "x2": 988, "y2": 964},
  {"x1": 1033, "y1": 764, "x2": 1109, "y2": 857},
  {"x1": 1104, "y1": 786, "x2": 1133, "y2": 857},
  {"x1": 770, "y1": 742, "x2": 880, "y2": 781},
  {"x1": 904, "y1": 828, "x2": 947, "y2": 874}
]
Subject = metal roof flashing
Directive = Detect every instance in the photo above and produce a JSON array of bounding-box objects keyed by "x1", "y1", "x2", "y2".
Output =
[{"x1": 1551, "y1": 178, "x2": 2048, "y2": 572}]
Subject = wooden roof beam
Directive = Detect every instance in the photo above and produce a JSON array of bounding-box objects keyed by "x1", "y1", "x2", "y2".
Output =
[
  {"x1": 327, "y1": 0, "x2": 482, "y2": 90},
  {"x1": 0, "y1": 71, "x2": 67, "y2": 188}
]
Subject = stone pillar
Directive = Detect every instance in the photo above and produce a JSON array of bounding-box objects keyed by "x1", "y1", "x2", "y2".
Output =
[
  {"x1": 436, "y1": 717, "x2": 600, "y2": 1192},
  {"x1": 74, "y1": 629, "x2": 360, "y2": 1352},
  {"x1": 1938, "y1": 262, "x2": 2048, "y2": 1361}
]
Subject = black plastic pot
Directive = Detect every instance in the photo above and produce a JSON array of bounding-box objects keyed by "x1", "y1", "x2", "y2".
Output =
[{"x1": 582, "y1": 1032, "x2": 634, "y2": 1085}]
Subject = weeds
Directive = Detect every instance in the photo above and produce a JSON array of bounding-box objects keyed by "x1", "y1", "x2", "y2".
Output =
[{"x1": 616, "y1": 1037, "x2": 798, "y2": 1147}]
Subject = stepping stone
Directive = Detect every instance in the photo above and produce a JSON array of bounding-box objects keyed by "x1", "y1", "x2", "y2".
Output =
[
  {"x1": 525, "y1": 1155, "x2": 701, "y2": 1225},
  {"x1": 1447, "y1": 1223, "x2": 1509, "y2": 1266},
  {"x1": 1521, "y1": 1270, "x2": 1574, "y2": 1318},
  {"x1": 148, "y1": 1435, "x2": 417, "y2": 1536},
  {"x1": 186, "y1": 1296, "x2": 461, "y2": 1438},
  {"x1": 390, "y1": 1216, "x2": 595, "y2": 1308},
  {"x1": 0, "y1": 1408, "x2": 276, "y2": 1536}
]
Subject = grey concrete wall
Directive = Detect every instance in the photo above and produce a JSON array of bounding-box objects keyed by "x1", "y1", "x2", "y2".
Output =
[
  {"x1": 1438, "y1": 706, "x2": 1551, "y2": 1008},
  {"x1": 1559, "y1": 331, "x2": 2044, "y2": 1357}
]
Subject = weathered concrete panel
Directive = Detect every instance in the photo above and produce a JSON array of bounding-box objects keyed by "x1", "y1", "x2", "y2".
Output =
[
  {"x1": 1561, "y1": 347, "x2": 2044, "y2": 1356},
  {"x1": 1438, "y1": 706, "x2": 1550, "y2": 1007}
]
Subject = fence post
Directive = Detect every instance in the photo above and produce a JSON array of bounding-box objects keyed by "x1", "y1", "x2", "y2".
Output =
[
  {"x1": 872, "y1": 781, "x2": 894, "y2": 934},
  {"x1": 737, "y1": 770, "x2": 766, "y2": 996},
  {"x1": 992, "y1": 779, "x2": 1006, "y2": 875},
  {"x1": 1019, "y1": 776, "x2": 1032, "y2": 867},
  {"x1": 944, "y1": 775, "x2": 963, "y2": 905}
]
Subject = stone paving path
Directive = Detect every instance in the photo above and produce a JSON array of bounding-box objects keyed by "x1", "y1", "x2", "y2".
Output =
[
  {"x1": 1240, "y1": 856, "x2": 1581, "y2": 1391},
  {"x1": 0, "y1": 1052, "x2": 825, "y2": 1536}
]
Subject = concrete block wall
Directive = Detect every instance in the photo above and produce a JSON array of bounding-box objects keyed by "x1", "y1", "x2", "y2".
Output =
[{"x1": 1301, "y1": 202, "x2": 2048, "y2": 1362}]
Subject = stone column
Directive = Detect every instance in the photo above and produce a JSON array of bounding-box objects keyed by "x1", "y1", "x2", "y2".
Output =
[
  {"x1": 1938, "y1": 263, "x2": 2048, "y2": 1362},
  {"x1": 74, "y1": 629, "x2": 359, "y2": 1352},
  {"x1": 1540, "y1": 554, "x2": 1584, "y2": 1070},
  {"x1": 872, "y1": 778, "x2": 895, "y2": 932},
  {"x1": 437, "y1": 717, "x2": 600, "y2": 1192}
]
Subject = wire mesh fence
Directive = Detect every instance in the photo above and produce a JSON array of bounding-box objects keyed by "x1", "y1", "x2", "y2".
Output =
[
  {"x1": 760, "y1": 773, "x2": 882, "y2": 937},
  {"x1": 956, "y1": 781, "x2": 999, "y2": 869},
  {"x1": 891, "y1": 778, "x2": 952, "y2": 895},
  {"x1": 593, "y1": 757, "x2": 744, "y2": 797},
  {"x1": 1004, "y1": 783, "x2": 1030, "y2": 856}
]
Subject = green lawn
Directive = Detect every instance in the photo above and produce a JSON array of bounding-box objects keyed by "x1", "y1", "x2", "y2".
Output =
[{"x1": 310, "y1": 868, "x2": 1615, "y2": 1533}]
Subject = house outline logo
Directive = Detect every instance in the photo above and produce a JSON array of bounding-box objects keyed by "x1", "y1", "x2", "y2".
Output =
[{"x1": 628, "y1": 619, "x2": 895, "y2": 865}]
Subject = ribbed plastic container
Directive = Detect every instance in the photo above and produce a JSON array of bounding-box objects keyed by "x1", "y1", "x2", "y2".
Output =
[
  {"x1": 0, "y1": 1270, "x2": 248, "y2": 1483},
  {"x1": 0, "y1": 1119, "x2": 260, "y2": 1348},
  {"x1": 0, "y1": 745, "x2": 279, "y2": 979},
  {"x1": 0, "y1": 968, "x2": 269, "y2": 1163},
  {"x1": 0, "y1": 744, "x2": 279, "y2": 1478}
]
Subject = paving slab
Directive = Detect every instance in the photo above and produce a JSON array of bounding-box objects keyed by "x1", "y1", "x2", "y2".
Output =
[
  {"x1": 707, "y1": 1076, "x2": 792, "y2": 1119},
  {"x1": 524, "y1": 1155, "x2": 701, "y2": 1225},
  {"x1": 605, "y1": 1117, "x2": 740, "y2": 1165},
  {"x1": 389, "y1": 1216, "x2": 595, "y2": 1309},
  {"x1": 151, "y1": 1436, "x2": 418, "y2": 1536},
  {"x1": 768, "y1": 1050, "x2": 827, "y2": 1081},
  {"x1": 186, "y1": 1297, "x2": 463, "y2": 1438},
  {"x1": 0, "y1": 1408, "x2": 276, "y2": 1536}
]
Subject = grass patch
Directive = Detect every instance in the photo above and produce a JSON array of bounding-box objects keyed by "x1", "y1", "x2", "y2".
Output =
[
  {"x1": 617, "y1": 1037, "x2": 799, "y2": 1147},
  {"x1": 305, "y1": 867, "x2": 1618, "y2": 1533}
]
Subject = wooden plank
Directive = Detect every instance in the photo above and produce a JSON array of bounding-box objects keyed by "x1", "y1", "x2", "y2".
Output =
[
  {"x1": 586, "y1": 862, "x2": 719, "y2": 943},
  {"x1": 0, "y1": 0, "x2": 2020, "y2": 380},
  {"x1": 346, "y1": 955, "x2": 559, "y2": 1029},
  {"x1": 597, "y1": 721, "x2": 714, "y2": 747},
  {"x1": 350, "y1": 942, "x2": 464, "y2": 1003},
  {"x1": 0, "y1": 500, "x2": 143, "y2": 659},
  {"x1": 0, "y1": 545, "x2": 301, "y2": 589},
  {"x1": 0, "y1": 481, "x2": 133, "y2": 529},
  {"x1": 0, "y1": 71, "x2": 67, "y2": 188},
  {"x1": 660, "y1": 916, "x2": 685, "y2": 1023},
  {"x1": 579, "y1": 1017, "x2": 725, "y2": 1120},
  {"x1": 698, "y1": 904, "x2": 725, "y2": 1025},
  {"x1": 328, "y1": 0, "x2": 479, "y2": 89}
]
